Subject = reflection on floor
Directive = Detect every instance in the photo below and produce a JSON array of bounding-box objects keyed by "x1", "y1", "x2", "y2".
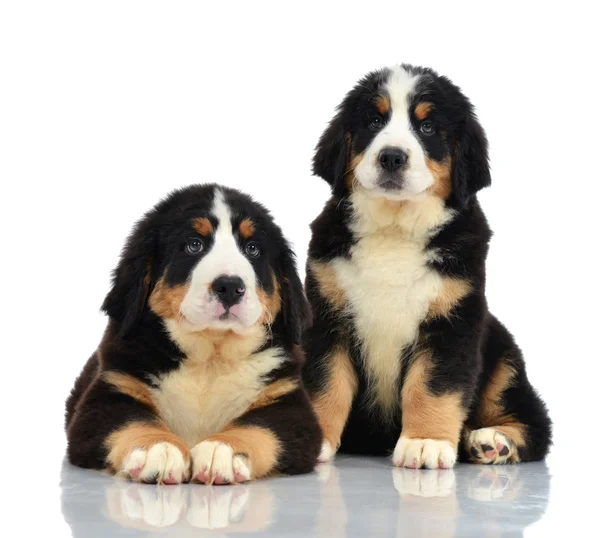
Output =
[{"x1": 60, "y1": 455, "x2": 550, "y2": 537}]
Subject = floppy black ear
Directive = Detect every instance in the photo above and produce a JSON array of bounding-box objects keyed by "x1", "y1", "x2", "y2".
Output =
[
  {"x1": 101, "y1": 220, "x2": 157, "y2": 338},
  {"x1": 277, "y1": 246, "x2": 312, "y2": 346},
  {"x1": 312, "y1": 112, "x2": 350, "y2": 197},
  {"x1": 450, "y1": 112, "x2": 492, "y2": 208}
]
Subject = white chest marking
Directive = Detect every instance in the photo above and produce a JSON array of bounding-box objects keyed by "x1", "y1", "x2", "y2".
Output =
[
  {"x1": 152, "y1": 347, "x2": 285, "y2": 446},
  {"x1": 334, "y1": 192, "x2": 454, "y2": 414}
]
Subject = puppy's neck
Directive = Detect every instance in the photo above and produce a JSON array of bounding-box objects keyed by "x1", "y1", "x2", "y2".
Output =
[
  {"x1": 349, "y1": 189, "x2": 455, "y2": 240},
  {"x1": 164, "y1": 320, "x2": 267, "y2": 365}
]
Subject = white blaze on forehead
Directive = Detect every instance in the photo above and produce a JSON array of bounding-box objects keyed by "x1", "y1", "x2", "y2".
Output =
[
  {"x1": 179, "y1": 189, "x2": 262, "y2": 331},
  {"x1": 354, "y1": 65, "x2": 435, "y2": 200}
]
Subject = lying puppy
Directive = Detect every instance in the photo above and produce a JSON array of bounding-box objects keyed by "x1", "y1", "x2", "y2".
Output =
[
  {"x1": 302, "y1": 64, "x2": 552, "y2": 468},
  {"x1": 66, "y1": 184, "x2": 321, "y2": 484}
]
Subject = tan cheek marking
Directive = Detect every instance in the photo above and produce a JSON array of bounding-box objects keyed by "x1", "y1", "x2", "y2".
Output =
[
  {"x1": 426, "y1": 156, "x2": 452, "y2": 200},
  {"x1": 257, "y1": 275, "x2": 281, "y2": 324},
  {"x1": 415, "y1": 101, "x2": 433, "y2": 121},
  {"x1": 246, "y1": 379, "x2": 298, "y2": 412},
  {"x1": 106, "y1": 422, "x2": 190, "y2": 472},
  {"x1": 309, "y1": 260, "x2": 346, "y2": 311},
  {"x1": 376, "y1": 94, "x2": 390, "y2": 115},
  {"x1": 401, "y1": 351, "x2": 465, "y2": 448},
  {"x1": 312, "y1": 348, "x2": 358, "y2": 449},
  {"x1": 205, "y1": 426, "x2": 280, "y2": 479},
  {"x1": 476, "y1": 361, "x2": 526, "y2": 448},
  {"x1": 103, "y1": 372, "x2": 158, "y2": 414},
  {"x1": 148, "y1": 276, "x2": 189, "y2": 320},
  {"x1": 239, "y1": 218, "x2": 256, "y2": 239},
  {"x1": 427, "y1": 278, "x2": 472, "y2": 320},
  {"x1": 193, "y1": 217, "x2": 213, "y2": 236}
]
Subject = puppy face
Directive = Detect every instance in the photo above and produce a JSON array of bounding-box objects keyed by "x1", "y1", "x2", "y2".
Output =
[
  {"x1": 152, "y1": 190, "x2": 271, "y2": 333},
  {"x1": 103, "y1": 184, "x2": 309, "y2": 344},
  {"x1": 314, "y1": 64, "x2": 491, "y2": 207}
]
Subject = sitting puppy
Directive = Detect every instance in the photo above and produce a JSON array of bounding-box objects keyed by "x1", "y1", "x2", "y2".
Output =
[
  {"x1": 65, "y1": 184, "x2": 321, "y2": 484},
  {"x1": 302, "y1": 64, "x2": 552, "y2": 468}
]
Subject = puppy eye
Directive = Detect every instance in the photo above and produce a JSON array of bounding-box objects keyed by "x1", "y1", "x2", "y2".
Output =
[
  {"x1": 245, "y1": 242, "x2": 261, "y2": 258},
  {"x1": 185, "y1": 238, "x2": 204, "y2": 254},
  {"x1": 420, "y1": 120, "x2": 435, "y2": 135},
  {"x1": 369, "y1": 115, "x2": 383, "y2": 131}
]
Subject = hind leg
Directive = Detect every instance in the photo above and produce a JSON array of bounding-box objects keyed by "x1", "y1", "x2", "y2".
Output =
[{"x1": 463, "y1": 321, "x2": 552, "y2": 464}]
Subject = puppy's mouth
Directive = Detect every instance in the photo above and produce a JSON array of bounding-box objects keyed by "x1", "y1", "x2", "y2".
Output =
[{"x1": 218, "y1": 311, "x2": 240, "y2": 321}]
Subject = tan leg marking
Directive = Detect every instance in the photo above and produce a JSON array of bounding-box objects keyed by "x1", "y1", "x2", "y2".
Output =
[
  {"x1": 309, "y1": 260, "x2": 347, "y2": 311},
  {"x1": 401, "y1": 351, "x2": 465, "y2": 447},
  {"x1": 427, "y1": 277, "x2": 472, "y2": 320},
  {"x1": 202, "y1": 426, "x2": 281, "y2": 479},
  {"x1": 106, "y1": 422, "x2": 190, "y2": 473},
  {"x1": 312, "y1": 348, "x2": 358, "y2": 451},
  {"x1": 103, "y1": 371, "x2": 158, "y2": 414}
]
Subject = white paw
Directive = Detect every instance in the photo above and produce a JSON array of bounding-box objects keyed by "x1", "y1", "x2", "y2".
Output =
[
  {"x1": 317, "y1": 440, "x2": 336, "y2": 463},
  {"x1": 467, "y1": 428, "x2": 516, "y2": 464},
  {"x1": 393, "y1": 438, "x2": 456, "y2": 469},
  {"x1": 187, "y1": 486, "x2": 250, "y2": 529},
  {"x1": 121, "y1": 442, "x2": 190, "y2": 484},
  {"x1": 191, "y1": 440, "x2": 251, "y2": 485},
  {"x1": 393, "y1": 467, "x2": 456, "y2": 498}
]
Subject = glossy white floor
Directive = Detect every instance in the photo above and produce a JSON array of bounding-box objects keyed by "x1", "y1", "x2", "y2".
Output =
[{"x1": 58, "y1": 453, "x2": 576, "y2": 537}]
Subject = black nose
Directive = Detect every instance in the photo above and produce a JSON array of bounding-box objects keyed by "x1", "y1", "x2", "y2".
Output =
[
  {"x1": 212, "y1": 275, "x2": 246, "y2": 308},
  {"x1": 378, "y1": 147, "x2": 408, "y2": 171}
]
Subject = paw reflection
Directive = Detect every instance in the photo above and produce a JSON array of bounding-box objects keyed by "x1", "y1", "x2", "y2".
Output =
[
  {"x1": 104, "y1": 480, "x2": 273, "y2": 531},
  {"x1": 467, "y1": 465, "x2": 523, "y2": 502},
  {"x1": 393, "y1": 468, "x2": 456, "y2": 498}
]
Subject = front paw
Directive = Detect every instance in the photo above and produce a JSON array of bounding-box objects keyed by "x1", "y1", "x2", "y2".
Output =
[
  {"x1": 191, "y1": 440, "x2": 251, "y2": 485},
  {"x1": 393, "y1": 437, "x2": 456, "y2": 469},
  {"x1": 121, "y1": 442, "x2": 190, "y2": 484}
]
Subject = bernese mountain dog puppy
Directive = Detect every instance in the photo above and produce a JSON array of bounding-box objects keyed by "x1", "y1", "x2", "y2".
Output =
[
  {"x1": 65, "y1": 184, "x2": 321, "y2": 484},
  {"x1": 302, "y1": 64, "x2": 552, "y2": 469}
]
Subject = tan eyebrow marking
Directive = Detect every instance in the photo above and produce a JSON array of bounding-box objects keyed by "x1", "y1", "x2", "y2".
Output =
[
  {"x1": 192, "y1": 217, "x2": 213, "y2": 236},
  {"x1": 239, "y1": 218, "x2": 256, "y2": 239},
  {"x1": 415, "y1": 102, "x2": 434, "y2": 121},
  {"x1": 376, "y1": 94, "x2": 390, "y2": 114}
]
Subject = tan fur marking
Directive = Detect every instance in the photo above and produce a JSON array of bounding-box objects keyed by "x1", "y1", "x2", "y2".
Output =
[
  {"x1": 426, "y1": 156, "x2": 452, "y2": 200},
  {"x1": 192, "y1": 217, "x2": 213, "y2": 236},
  {"x1": 148, "y1": 276, "x2": 188, "y2": 320},
  {"x1": 312, "y1": 348, "x2": 358, "y2": 449},
  {"x1": 477, "y1": 361, "x2": 526, "y2": 447},
  {"x1": 415, "y1": 101, "x2": 433, "y2": 121},
  {"x1": 106, "y1": 422, "x2": 190, "y2": 472},
  {"x1": 427, "y1": 278, "x2": 472, "y2": 320},
  {"x1": 247, "y1": 378, "x2": 298, "y2": 412},
  {"x1": 239, "y1": 218, "x2": 256, "y2": 239},
  {"x1": 310, "y1": 260, "x2": 347, "y2": 310},
  {"x1": 401, "y1": 351, "x2": 465, "y2": 447},
  {"x1": 376, "y1": 94, "x2": 390, "y2": 115},
  {"x1": 206, "y1": 426, "x2": 280, "y2": 479},
  {"x1": 103, "y1": 372, "x2": 158, "y2": 414},
  {"x1": 257, "y1": 275, "x2": 281, "y2": 324}
]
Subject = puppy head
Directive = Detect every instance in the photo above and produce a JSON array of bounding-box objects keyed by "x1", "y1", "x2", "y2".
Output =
[
  {"x1": 313, "y1": 64, "x2": 491, "y2": 208},
  {"x1": 102, "y1": 184, "x2": 309, "y2": 345}
]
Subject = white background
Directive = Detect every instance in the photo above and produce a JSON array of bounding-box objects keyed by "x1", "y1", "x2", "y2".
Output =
[{"x1": 1, "y1": 1, "x2": 598, "y2": 536}]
